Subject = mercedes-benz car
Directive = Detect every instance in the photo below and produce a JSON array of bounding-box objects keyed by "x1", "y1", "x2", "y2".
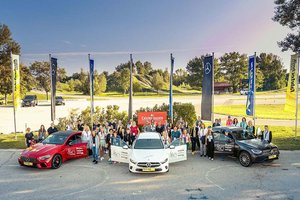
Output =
[
  {"x1": 55, "y1": 96, "x2": 65, "y2": 106},
  {"x1": 212, "y1": 126, "x2": 280, "y2": 167},
  {"x1": 21, "y1": 95, "x2": 38, "y2": 107},
  {"x1": 18, "y1": 131, "x2": 88, "y2": 169},
  {"x1": 111, "y1": 132, "x2": 187, "y2": 173}
]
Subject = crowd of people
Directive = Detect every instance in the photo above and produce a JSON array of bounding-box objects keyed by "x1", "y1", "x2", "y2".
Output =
[{"x1": 24, "y1": 115, "x2": 273, "y2": 163}]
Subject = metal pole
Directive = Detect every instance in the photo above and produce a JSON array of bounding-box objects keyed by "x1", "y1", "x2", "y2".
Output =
[
  {"x1": 11, "y1": 52, "x2": 17, "y2": 140},
  {"x1": 49, "y1": 54, "x2": 54, "y2": 122},
  {"x1": 169, "y1": 53, "x2": 174, "y2": 124},
  {"x1": 211, "y1": 52, "x2": 215, "y2": 123},
  {"x1": 295, "y1": 51, "x2": 300, "y2": 140},
  {"x1": 88, "y1": 54, "x2": 94, "y2": 130},
  {"x1": 128, "y1": 54, "x2": 133, "y2": 121},
  {"x1": 253, "y1": 52, "x2": 256, "y2": 128}
]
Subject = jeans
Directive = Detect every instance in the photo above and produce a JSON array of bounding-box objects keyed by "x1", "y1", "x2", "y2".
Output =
[
  {"x1": 200, "y1": 140, "x2": 206, "y2": 156},
  {"x1": 92, "y1": 146, "x2": 99, "y2": 161}
]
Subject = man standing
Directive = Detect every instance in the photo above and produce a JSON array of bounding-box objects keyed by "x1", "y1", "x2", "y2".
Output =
[
  {"x1": 156, "y1": 121, "x2": 164, "y2": 135},
  {"x1": 196, "y1": 116, "x2": 202, "y2": 126},
  {"x1": 47, "y1": 123, "x2": 58, "y2": 135},
  {"x1": 189, "y1": 125, "x2": 200, "y2": 155},
  {"x1": 261, "y1": 125, "x2": 272, "y2": 143}
]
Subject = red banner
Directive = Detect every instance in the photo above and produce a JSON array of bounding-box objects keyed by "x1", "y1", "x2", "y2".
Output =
[{"x1": 137, "y1": 112, "x2": 167, "y2": 126}]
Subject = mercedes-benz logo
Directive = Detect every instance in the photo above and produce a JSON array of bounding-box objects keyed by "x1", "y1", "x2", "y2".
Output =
[
  {"x1": 146, "y1": 162, "x2": 151, "y2": 168},
  {"x1": 25, "y1": 157, "x2": 30, "y2": 162},
  {"x1": 205, "y1": 62, "x2": 211, "y2": 75}
]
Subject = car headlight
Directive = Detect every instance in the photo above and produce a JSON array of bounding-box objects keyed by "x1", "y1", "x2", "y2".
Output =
[
  {"x1": 130, "y1": 158, "x2": 137, "y2": 164},
  {"x1": 38, "y1": 155, "x2": 51, "y2": 160},
  {"x1": 161, "y1": 158, "x2": 168, "y2": 164},
  {"x1": 251, "y1": 149, "x2": 262, "y2": 155}
]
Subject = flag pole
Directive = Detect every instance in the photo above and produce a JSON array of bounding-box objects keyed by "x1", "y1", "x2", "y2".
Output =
[
  {"x1": 49, "y1": 54, "x2": 54, "y2": 122},
  {"x1": 11, "y1": 52, "x2": 17, "y2": 140},
  {"x1": 88, "y1": 54, "x2": 94, "y2": 130},
  {"x1": 211, "y1": 52, "x2": 215, "y2": 123},
  {"x1": 253, "y1": 52, "x2": 256, "y2": 128},
  {"x1": 169, "y1": 53, "x2": 174, "y2": 124},
  {"x1": 128, "y1": 54, "x2": 133, "y2": 121},
  {"x1": 295, "y1": 51, "x2": 300, "y2": 140}
]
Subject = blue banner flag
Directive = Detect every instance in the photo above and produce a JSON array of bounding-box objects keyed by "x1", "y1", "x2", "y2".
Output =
[
  {"x1": 89, "y1": 59, "x2": 94, "y2": 113},
  {"x1": 246, "y1": 56, "x2": 255, "y2": 116},
  {"x1": 169, "y1": 54, "x2": 174, "y2": 122},
  {"x1": 201, "y1": 55, "x2": 214, "y2": 121},
  {"x1": 50, "y1": 57, "x2": 57, "y2": 121}
]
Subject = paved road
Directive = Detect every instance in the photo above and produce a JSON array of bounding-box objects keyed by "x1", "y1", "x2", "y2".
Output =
[
  {"x1": 0, "y1": 94, "x2": 295, "y2": 133},
  {"x1": 0, "y1": 150, "x2": 299, "y2": 200}
]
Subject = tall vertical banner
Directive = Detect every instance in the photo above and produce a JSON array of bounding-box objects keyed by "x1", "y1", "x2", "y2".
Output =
[
  {"x1": 128, "y1": 54, "x2": 133, "y2": 120},
  {"x1": 201, "y1": 55, "x2": 214, "y2": 121},
  {"x1": 50, "y1": 56, "x2": 57, "y2": 122},
  {"x1": 11, "y1": 54, "x2": 20, "y2": 110},
  {"x1": 169, "y1": 54, "x2": 174, "y2": 123},
  {"x1": 246, "y1": 55, "x2": 255, "y2": 116},
  {"x1": 285, "y1": 54, "x2": 299, "y2": 112},
  {"x1": 89, "y1": 58, "x2": 94, "y2": 115}
]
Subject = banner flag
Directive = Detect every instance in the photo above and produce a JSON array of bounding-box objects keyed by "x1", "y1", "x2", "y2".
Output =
[
  {"x1": 201, "y1": 55, "x2": 214, "y2": 121},
  {"x1": 89, "y1": 59, "x2": 94, "y2": 114},
  {"x1": 169, "y1": 54, "x2": 174, "y2": 122},
  {"x1": 11, "y1": 54, "x2": 20, "y2": 110},
  {"x1": 285, "y1": 54, "x2": 299, "y2": 112},
  {"x1": 50, "y1": 57, "x2": 57, "y2": 121},
  {"x1": 246, "y1": 55, "x2": 255, "y2": 116}
]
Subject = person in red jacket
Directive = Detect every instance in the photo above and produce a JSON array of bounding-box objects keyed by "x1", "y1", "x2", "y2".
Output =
[{"x1": 130, "y1": 121, "x2": 140, "y2": 145}]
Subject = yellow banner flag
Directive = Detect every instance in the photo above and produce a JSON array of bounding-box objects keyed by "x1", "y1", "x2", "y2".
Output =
[
  {"x1": 11, "y1": 54, "x2": 21, "y2": 110},
  {"x1": 285, "y1": 54, "x2": 299, "y2": 112}
]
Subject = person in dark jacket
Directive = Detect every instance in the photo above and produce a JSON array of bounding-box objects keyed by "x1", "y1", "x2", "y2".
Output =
[
  {"x1": 47, "y1": 123, "x2": 58, "y2": 135},
  {"x1": 25, "y1": 127, "x2": 34, "y2": 147},
  {"x1": 189, "y1": 125, "x2": 200, "y2": 155},
  {"x1": 156, "y1": 121, "x2": 164, "y2": 135},
  {"x1": 261, "y1": 125, "x2": 272, "y2": 143}
]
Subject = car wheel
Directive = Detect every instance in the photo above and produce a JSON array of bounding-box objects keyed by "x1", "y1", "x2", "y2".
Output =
[
  {"x1": 51, "y1": 154, "x2": 62, "y2": 169},
  {"x1": 239, "y1": 151, "x2": 252, "y2": 167}
]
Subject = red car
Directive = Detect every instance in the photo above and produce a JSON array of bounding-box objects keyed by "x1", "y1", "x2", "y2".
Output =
[{"x1": 18, "y1": 131, "x2": 88, "y2": 169}]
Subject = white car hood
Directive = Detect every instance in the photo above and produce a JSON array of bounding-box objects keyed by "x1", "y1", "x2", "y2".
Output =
[{"x1": 131, "y1": 149, "x2": 168, "y2": 162}]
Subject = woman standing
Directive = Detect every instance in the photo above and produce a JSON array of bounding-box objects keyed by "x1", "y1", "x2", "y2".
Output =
[
  {"x1": 232, "y1": 118, "x2": 239, "y2": 127},
  {"x1": 240, "y1": 117, "x2": 247, "y2": 130},
  {"x1": 206, "y1": 127, "x2": 214, "y2": 161},
  {"x1": 89, "y1": 130, "x2": 100, "y2": 164},
  {"x1": 226, "y1": 116, "x2": 233, "y2": 126},
  {"x1": 180, "y1": 129, "x2": 191, "y2": 149},
  {"x1": 130, "y1": 121, "x2": 140, "y2": 145},
  {"x1": 99, "y1": 126, "x2": 106, "y2": 161},
  {"x1": 246, "y1": 120, "x2": 255, "y2": 137},
  {"x1": 38, "y1": 125, "x2": 47, "y2": 142},
  {"x1": 199, "y1": 123, "x2": 207, "y2": 157},
  {"x1": 82, "y1": 125, "x2": 91, "y2": 156},
  {"x1": 25, "y1": 127, "x2": 34, "y2": 147},
  {"x1": 162, "y1": 131, "x2": 171, "y2": 147}
]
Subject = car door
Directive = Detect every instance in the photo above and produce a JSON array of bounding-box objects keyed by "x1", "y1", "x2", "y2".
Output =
[
  {"x1": 213, "y1": 131, "x2": 224, "y2": 152},
  {"x1": 168, "y1": 139, "x2": 187, "y2": 163},
  {"x1": 111, "y1": 138, "x2": 129, "y2": 163},
  {"x1": 65, "y1": 134, "x2": 87, "y2": 159}
]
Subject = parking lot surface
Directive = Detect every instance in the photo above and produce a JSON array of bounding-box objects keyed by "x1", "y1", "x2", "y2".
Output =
[{"x1": 0, "y1": 150, "x2": 299, "y2": 200}]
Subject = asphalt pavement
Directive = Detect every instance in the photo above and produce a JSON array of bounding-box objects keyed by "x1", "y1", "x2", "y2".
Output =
[{"x1": 0, "y1": 149, "x2": 299, "y2": 200}]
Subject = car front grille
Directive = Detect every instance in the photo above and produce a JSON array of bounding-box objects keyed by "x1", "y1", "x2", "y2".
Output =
[
  {"x1": 263, "y1": 148, "x2": 279, "y2": 155},
  {"x1": 20, "y1": 156, "x2": 37, "y2": 163},
  {"x1": 137, "y1": 162, "x2": 161, "y2": 168}
]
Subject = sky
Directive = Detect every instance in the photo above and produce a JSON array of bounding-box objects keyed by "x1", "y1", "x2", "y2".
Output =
[{"x1": 0, "y1": 0, "x2": 293, "y2": 75}]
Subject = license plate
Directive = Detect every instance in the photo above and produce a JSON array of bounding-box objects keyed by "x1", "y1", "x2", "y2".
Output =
[
  {"x1": 268, "y1": 155, "x2": 277, "y2": 159},
  {"x1": 23, "y1": 162, "x2": 33, "y2": 166},
  {"x1": 142, "y1": 168, "x2": 155, "y2": 172}
]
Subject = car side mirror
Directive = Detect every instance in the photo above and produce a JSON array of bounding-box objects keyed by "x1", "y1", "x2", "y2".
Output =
[
  {"x1": 169, "y1": 145, "x2": 175, "y2": 149},
  {"x1": 122, "y1": 145, "x2": 128, "y2": 149}
]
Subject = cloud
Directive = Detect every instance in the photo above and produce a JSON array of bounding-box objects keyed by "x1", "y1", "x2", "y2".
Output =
[{"x1": 62, "y1": 40, "x2": 72, "y2": 45}]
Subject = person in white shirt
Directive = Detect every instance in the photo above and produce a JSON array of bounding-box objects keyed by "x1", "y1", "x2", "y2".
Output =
[
  {"x1": 199, "y1": 123, "x2": 208, "y2": 157},
  {"x1": 81, "y1": 125, "x2": 91, "y2": 157}
]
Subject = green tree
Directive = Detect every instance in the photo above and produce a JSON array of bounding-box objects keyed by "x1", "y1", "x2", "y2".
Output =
[
  {"x1": 162, "y1": 68, "x2": 170, "y2": 83},
  {"x1": 119, "y1": 68, "x2": 130, "y2": 94},
  {"x1": 133, "y1": 79, "x2": 142, "y2": 95},
  {"x1": 136, "y1": 61, "x2": 145, "y2": 76},
  {"x1": 174, "y1": 68, "x2": 188, "y2": 86},
  {"x1": 256, "y1": 53, "x2": 286, "y2": 90},
  {"x1": 152, "y1": 72, "x2": 164, "y2": 93},
  {"x1": 29, "y1": 61, "x2": 50, "y2": 99},
  {"x1": 0, "y1": 24, "x2": 21, "y2": 104},
  {"x1": 273, "y1": 0, "x2": 300, "y2": 52},
  {"x1": 186, "y1": 56, "x2": 204, "y2": 89},
  {"x1": 20, "y1": 64, "x2": 35, "y2": 95},
  {"x1": 220, "y1": 52, "x2": 248, "y2": 92},
  {"x1": 107, "y1": 71, "x2": 121, "y2": 92},
  {"x1": 94, "y1": 72, "x2": 107, "y2": 95}
]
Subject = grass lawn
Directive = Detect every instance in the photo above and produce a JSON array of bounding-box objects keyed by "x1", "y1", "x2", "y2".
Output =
[
  {"x1": 214, "y1": 104, "x2": 300, "y2": 120},
  {"x1": 0, "y1": 127, "x2": 299, "y2": 150}
]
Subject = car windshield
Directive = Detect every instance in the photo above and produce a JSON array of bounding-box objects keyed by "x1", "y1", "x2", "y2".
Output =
[
  {"x1": 24, "y1": 96, "x2": 34, "y2": 100},
  {"x1": 42, "y1": 134, "x2": 69, "y2": 145},
  {"x1": 134, "y1": 139, "x2": 164, "y2": 149},
  {"x1": 231, "y1": 130, "x2": 255, "y2": 140}
]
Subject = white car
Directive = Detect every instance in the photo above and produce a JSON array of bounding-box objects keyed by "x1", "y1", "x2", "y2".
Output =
[{"x1": 111, "y1": 132, "x2": 187, "y2": 173}]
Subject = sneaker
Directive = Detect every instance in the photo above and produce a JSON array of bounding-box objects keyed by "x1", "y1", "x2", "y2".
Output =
[
  {"x1": 204, "y1": 155, "x2": 207, "y2": 157},
  {"x1": 200, "y1": 155, "x2": 203, "y2": 157},
  {"x1": 211, "y1": 158, "x2": 214, "y2": 161},
  {"x1": 208, "y1": 157, "x2": 211, "y2": 160},
  {"x1": 108, "y1": 158, "x2": 111, "y2": 162},
  {"x1": 100, "y1": 157, "x2": 104, "y2": 161},
  {"x1": 192, "y1": 152, "x2": 195, "y2": 155},
  {"x1": 93, "y1": 160, "x2": 96, "y2": 163}
]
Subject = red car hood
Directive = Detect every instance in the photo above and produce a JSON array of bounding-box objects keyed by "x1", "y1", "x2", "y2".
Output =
[{"x1": 21, "y1": 143, "x2": 62, "y2": 158}]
